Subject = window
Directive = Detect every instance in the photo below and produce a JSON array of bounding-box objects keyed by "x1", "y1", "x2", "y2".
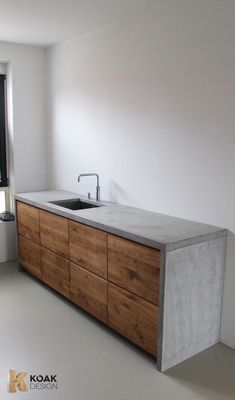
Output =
[
  {"x1": 0, "y1": 187, "x2": 10, "y2": 212},
  {"x1": 0, "y1": 190, "x2": 5, "y2": 212},
  {"x1": 0, "y1": 74, "x2": 7, "y2": 188}
]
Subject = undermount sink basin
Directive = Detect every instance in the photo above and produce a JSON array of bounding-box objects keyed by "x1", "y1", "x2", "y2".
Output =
[{"x1": 49, "y1": 198, "x2": 101, "y2": 210}]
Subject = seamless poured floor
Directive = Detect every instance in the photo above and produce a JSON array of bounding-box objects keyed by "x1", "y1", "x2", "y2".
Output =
[{"x1": 0, "y1": 261, "x2": 234, "y2": 400}]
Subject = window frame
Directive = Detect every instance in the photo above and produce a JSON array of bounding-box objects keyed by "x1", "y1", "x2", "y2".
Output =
[{"x1": 0, "y1": 74, "x2": 8, "y2": 187}]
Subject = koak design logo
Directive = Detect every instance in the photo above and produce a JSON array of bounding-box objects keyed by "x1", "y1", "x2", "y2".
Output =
[
  {"x1": 8, "y1": 370, "x2": 58, "y2": 393},
  {"x1": 8, "y1": 370, "x2": 28, "y2": 393}
]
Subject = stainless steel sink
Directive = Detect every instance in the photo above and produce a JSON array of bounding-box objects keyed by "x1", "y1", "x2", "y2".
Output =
[{"x1": 49, "y1": 198, "x2": 101, "y2": 210}]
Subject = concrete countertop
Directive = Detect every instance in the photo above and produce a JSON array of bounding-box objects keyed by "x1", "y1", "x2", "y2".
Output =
[{"x1": 15, "y1": 190, "x2": 226, "y2": 251}]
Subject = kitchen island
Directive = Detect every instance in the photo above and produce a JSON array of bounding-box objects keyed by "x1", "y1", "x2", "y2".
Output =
[{"x1": 15, "y1": 190, "x2": 227, "y2": 371}]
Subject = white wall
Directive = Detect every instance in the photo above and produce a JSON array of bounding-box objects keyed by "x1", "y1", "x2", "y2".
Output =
[
  {"x1": 0, "y1": 42, "x2": 47, "y2": 261},
  {"x1": 0, "y1": 221, "x2": 16, "y2": 262},
  {"x1": 0, "y1": 63, "x2": 6, "y2": 73},
  {"x1": 47, "y1": 1, "x2": 235, "y2": 348},
  {"x1": 0, "y1": 41, "x2": 47, "y2": 193}
]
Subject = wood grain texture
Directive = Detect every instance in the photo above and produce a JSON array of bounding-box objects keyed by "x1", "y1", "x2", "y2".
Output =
[
  {"x1": 18, "y1": 235, "x2": 41, "y2": 279},
  {"x1": 17, "y1": 201, "x2": 40, "y2": 243},
  {"x1": 108, "y1": 283, "x2": 158, "y2": 355},
  {"x1": 108, "y1": 235, "x2": 160, "y2": 305},
  {"x1": 70, "y1": 262, "x2": 107, "y2": 323},
  {"x1": 69, "y1": 221, "x2": 107, "y2": 278},
  {"x1": 40, "y1": 210, "x2": 69, "y2": 258},
  {"x1": 41, "y1": 247, "x2": 70, "y2": 299}
]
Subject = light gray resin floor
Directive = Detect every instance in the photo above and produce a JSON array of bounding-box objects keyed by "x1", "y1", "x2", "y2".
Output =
[{"x1": 0, "y1": 261, "x2": 234, "y2": 400}]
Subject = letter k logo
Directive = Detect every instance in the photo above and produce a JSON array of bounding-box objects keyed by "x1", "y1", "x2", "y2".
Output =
[{"x1": 8, "y1": 369, "x2": 28, "y2": 393}]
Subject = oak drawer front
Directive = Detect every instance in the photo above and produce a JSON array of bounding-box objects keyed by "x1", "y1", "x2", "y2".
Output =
[
  {"x1": 40, "y1": 210, "x2": 69, "y2": 258},
  {"x1": 108, "y1": 235, "x2": 160, "y2": 305},
  {"x1": 69, "y1": 221, "x2": 107, "y2": 279},
  {"x1": 108, "y1": 283, "x2": 158, "y2": 356},
  {"x1": 70, "y1": 262, "x2": 107, "y2": 324},
  {"x1": 18, "y1": 236, "x2": 41, "y2": 279},
  {"x1": 17, "y1": 202, "x2": 40, "y2": 243},
  {"x1": 41, "y1": 248, "x2": 70, "y2": 299}
]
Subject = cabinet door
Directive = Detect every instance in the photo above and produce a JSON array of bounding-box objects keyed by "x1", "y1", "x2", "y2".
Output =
[
  {"x1": 108, "y1": 283, "x2": 158, "y2": 355},
  {"x1": 41, "y1": 248, "x2": 70, "y2": 299},
  {"x1": 40, "y1": 210, "x2": 69, "y2": 258},
  {"x1": 69, "y1": 221, "x2": 107, "y2": 278},
  {"x1": 17, "y1": 201, "x2": 40, "y2": 243},
  {"x1": 18, "y1": 236, "x2": 41, "y2": 279},
  {"x1": 108, "y1": 235, "x2": 160, "y2": 305},
  {"x1": 70, "y1": 262, "x2": 107, "y2": 323}
]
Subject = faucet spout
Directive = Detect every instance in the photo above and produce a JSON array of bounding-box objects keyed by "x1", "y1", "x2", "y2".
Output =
[{"x1": 77, "y1": 173, "x2": 100, "y2": 202}]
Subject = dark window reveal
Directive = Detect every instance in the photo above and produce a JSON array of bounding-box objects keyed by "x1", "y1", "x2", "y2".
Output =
[{"x1": 0, "y1": 74, "x2": 7, "y2": 187}]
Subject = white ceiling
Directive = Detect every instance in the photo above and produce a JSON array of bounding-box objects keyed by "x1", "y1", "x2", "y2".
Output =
[{"x1": 0, "y1": 0, "x2": 149, "y2": 47}]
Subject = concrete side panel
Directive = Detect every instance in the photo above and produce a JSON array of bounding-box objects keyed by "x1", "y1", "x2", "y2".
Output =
[{"x1": 160, "y1": 237, "x2": 226, "y2": 371}]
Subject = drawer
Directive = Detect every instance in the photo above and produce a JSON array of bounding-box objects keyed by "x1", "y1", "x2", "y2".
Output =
[
  {"x1": 40, "y1": 210, "x2": 69, "y2": 258},
  {"x1": 18, "y1": 235, "x2": 41, "y2": 279},
  {"x1": 69, "y1": 221, "x2": 107, "y2": 279},
  {"x1": 108, "y1": 283, "x2": 158, "y2": 355},
  {"x1": 108, "y1": 235, "x2": 160, "y2": 305},
  {"x1": 70, "y1": 262, "x2": 107, "y2": 324},
  {"x1": 17, "y1": 202, "x2": 40, "y2": 243},
  {"x1": 41, "y1": 247, "x2": 70, "y2": 299}
]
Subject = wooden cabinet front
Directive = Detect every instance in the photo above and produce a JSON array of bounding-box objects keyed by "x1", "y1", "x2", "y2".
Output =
[
  {"x1": 16, "y1": 201, "x2": 161, "y2": 359},
  {"x1": 70, "y1": 262, "x2": 107, "y2": 323},
  {"x1": 108, "y1": 235, "x2": 160, "y2": 305},
  {"x1": 18, "y1": 236, "x2": 41, "y2": 279},
  {"x1": 69, "y1": 221, "x2": 107, "y2": 278},
  {"x1": 17, "y1": 201, "x2": 40, "y2": 243},
  {"x1": 108, "y1": 283, "x2": 158, "y2": 355},
  {"x1": 41, "y1": 247, "x2": 70, "y2": 299},
  {"x1": 40, "y1": 210, "x2": 69, "y2": 258}
]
